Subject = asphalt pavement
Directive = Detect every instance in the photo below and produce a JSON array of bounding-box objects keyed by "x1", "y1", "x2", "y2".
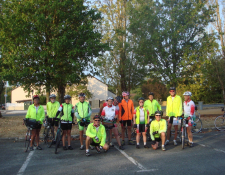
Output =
[{"x1": 0, "y1": 131, "x2": 225, "y2": 175}]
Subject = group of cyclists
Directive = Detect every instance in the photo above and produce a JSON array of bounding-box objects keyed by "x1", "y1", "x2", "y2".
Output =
[{"x1": 25, "y1": 86, "x2": 196, "y2": 156}]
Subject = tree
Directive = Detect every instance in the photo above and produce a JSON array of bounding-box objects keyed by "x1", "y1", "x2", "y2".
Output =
[
  {"x1": 0, "y1": 0, "x2": 107, "y2": 103},
  {"x1": 95, "y1": 0, "x2": 147, "y2": 94},
  {"x1": 0, "y1": 78, "x2": 4, "y2": 105},
  {"x1": 128, "y1": 0, "x2": 217, "y2": 87}
]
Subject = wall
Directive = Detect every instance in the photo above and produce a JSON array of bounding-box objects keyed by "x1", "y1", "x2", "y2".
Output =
[
  {"x1": 108, "y1": 91, "x2": 116, "y2": 98},
  {"x1": 87, "y1": 77, "x2": 108, "y2": 101},
  {"x1": 6, "y1": 103, "x2": 24, "y2": 110}
]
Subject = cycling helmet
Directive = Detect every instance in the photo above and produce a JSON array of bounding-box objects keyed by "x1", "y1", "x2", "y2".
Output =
[
  {"x1": 169, "y1": 87, "x2": 176, "y2": 91},
  {"x1": 93, "y1": 115, "x2": 101, "y2": 120},
  {"x1": 148, "y1": 92, "x2": 154, "y2": 96},
  {"x1": 78, "y1": 93, "x2": 85, "y2": 97},
  {"x1": 115, "y1": 96, "x2": 122, "y2": 103},
  {"x1": 49, "y1": 94, "x2": 56, "y2": 98},
  {"x1": 107, "y1": 97, "x2": 114, "y2": 101},
  {"x1": 122, "y1": 91, "x2": 129, "y2": 96},
  {"x1": 138, "y1": 97, "x2": 145, "y2": 101},
  {"x1": 183, "y1": 91, "x2": 192, "y2": 96},
  {"x1": 33, "y1": 95, "x2": 40, "y2": 100},
  {"x1": 155, "y1": 110, "x2": 162, "y2": 116},
  {"x1": 64, "y1": 95, "x2": 71, "y2": 99}
]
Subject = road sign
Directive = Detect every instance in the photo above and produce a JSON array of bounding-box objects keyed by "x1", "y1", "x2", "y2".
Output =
[{"x1": 4, "y1": 94, "x2": 7, "y2": 97}]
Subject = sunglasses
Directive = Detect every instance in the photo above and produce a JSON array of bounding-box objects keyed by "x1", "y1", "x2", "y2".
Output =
[
  {"x1": 94, "y1": 120, "x2": 100, "y2": 122},
  {"x1": 155, "y1": 115, "x2": 161, "y2": 116},
  {"x1": 170, "y1": 90, "x2": 175, "y2": 92},
  {"x1": 139, "y1": 102, "x2": 144, "y2": 103}
]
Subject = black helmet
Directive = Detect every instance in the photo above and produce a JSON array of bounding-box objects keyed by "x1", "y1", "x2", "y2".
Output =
[
  {"x1": 78, "y1": 93, "x2": 85, "y2": 97},
  {"x1": 115, "y1": 96, "x2": 122, "y2": 103},
  {"x1": 169, "y1": 87, "x2": 176, "y2": 91},
  {"x1": 155, "y1": 110, "x2": 162, "y2": 116},
  {"x1": 138, "y1": 97, "x2": 145, "y2": 101},
  {"x1": 148, "y1": 92, "x2": 154, "y2": 96},
  {"x1": 93, "y1": 115, "x2": 101, "y2": 120},
  {"x1": 64, "y1": 95, "x2": 71, "y2": 99}
]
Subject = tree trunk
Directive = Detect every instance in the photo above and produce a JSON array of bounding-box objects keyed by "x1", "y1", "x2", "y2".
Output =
[
  {"x1": 45, "y1": 84, "x2": 50, "y2": 104},
  {"x1": 57, "y1": 85, "x2": 65, "y2": 104}
]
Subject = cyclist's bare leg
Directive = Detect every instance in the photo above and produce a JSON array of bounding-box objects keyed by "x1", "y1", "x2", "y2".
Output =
[
  {"x1": 86, "y1": 136, "x2": 91, "y2": 150},
  {"x1": 79, "y1": 130, "x2": 84, "y2": 146},
  {"x1": 166, "y1": 123, "x2": 172, "y2": 140},
  {"x1": 30, "y1": 129, "x2": 36, "y2": 147},
  {"x1": 127, "y1": 126, "x2": 132, "y2": 140},
  {"x1": 186, "y1": 126, "x2": 193, "y2": 142},
  {"x1": 136, "y1": 133, "x2": 141, "y2": 144},
  {"x1": 103, "y1": 143, "x2": 109, "y2": 151},
  {"x1": 121, "y1": 126, "x2": 125, "y2": 140},
  {"x1": 36, "y1": 129, "x2": 41, "y2": 146},
  {"x1": 62, "y1": 130, "x2": 67, "y2": 147},
  {"x1": 142, "y1": 132, "x2": 147, "y2": 144},
  {"x1": 112, "y1": 127, "x2": 121, "y2": 146},
  {"x1": 174, "y1": 125, "x2": 178, "y2": 140},
  {"x1": 160, "y1": 132, "x2": 166, "y2": 145},
  {"x1": 67, "y1": 130, "x2": 71, "y2": 146}
]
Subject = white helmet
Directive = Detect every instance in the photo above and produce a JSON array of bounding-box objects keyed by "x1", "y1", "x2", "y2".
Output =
[
  {"x1": 106, "y1": 97, "x2": 114, "y2": 101},
  {"x1": 183, "y1": 91, "x2": 192, "y2": 96}
]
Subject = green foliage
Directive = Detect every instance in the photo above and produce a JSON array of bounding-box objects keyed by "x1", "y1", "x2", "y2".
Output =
[
  {"x1": 0, "y1": 0, "x2": 107, "y2": 103},
  {"x1": 95, "y1": 0, "x2": 147, "y2": 94},
  {"x1": 39, "y1": 95, "x2": 46, "y2": 105},
  {"x1": 66, "y1": 78, "x2": 93, "y2": 100},
  {"x1": 128, "y1": 0, "x2": 217, "y2": 87}
]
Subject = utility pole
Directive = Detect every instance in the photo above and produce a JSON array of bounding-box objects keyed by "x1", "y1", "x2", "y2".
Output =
[{"x1": 4, "y1": 81, "x2": 7, "y2": 112}]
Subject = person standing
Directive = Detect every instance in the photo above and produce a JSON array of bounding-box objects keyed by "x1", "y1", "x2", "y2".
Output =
[
  {"x1": 75, "y1": 93, "x2": 92, "y2": 150},
  {"x1": 119, "y1": 91, "x2": 135, "y2": 145},
  {"x1": 165, "y1": 87, "x2": 182, "y2": 146},
  {"x1": 26, "y1": 95, "x2": 45, "y2": 150}
]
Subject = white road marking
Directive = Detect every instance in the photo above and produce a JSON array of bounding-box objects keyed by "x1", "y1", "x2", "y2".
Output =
[
  {"x1": 199, "y1": 144, "x2": 225, "y2": 154},
  {"x1": 199, "y1": 144, "x2": 205, "y2": 147},
  {"x1": 17, "y1": 150, "x2": 35, "y2": 175},
  {"x1": 114, "y1": 146, "x2": 158, "y2": 172}
]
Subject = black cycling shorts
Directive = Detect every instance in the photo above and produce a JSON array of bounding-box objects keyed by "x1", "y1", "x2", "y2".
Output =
[
  {"x1": 136, "y1": 124, "x2": 146, "y2": 133},
  {"x1": 169, "y1": 116, "x2": 174, "y2": 124},
  {"x1": 61, "y1": 123, "x2": 72, "y2": 130},
  {"x1": 35, "y1": 124, "x2": 42, "y2": 130},
  {"x1": 155, "y1": 137, "x2": 161, "y2": 142},
  {"x1": 90, "y1": 139, "x2": 100, "y2": 147},
  {"x1": 48, "y1": 118, "x2": 59, "y2": 127},
  {"x1": 121, "y1": 120, "x2": 132, "y2": 127}
]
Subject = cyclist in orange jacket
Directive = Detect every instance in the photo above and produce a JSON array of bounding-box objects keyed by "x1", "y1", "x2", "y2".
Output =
[{"x1": 119, "y1": 91, "x2": 135, "y2": 146}]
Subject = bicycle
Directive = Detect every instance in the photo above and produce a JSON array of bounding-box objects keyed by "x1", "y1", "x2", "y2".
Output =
[
  {"x1": 192, "y1": 106, "x2": 203, "y2": 133},
  {"x1": 178, "y1": 116, "x2": 188, "y2": 149},
  {"x1": 23, "y1": 118, "x2": 37, "y2": 152},
  {"x1": 214, "y1": 107, "x2": 225, "y2": 131},
  {"x1": 43, "y1": 116, "x2": 55, "y2": 148},
  {"x1": 55, "y1": 121, "x2": 62, "y2": 154}
]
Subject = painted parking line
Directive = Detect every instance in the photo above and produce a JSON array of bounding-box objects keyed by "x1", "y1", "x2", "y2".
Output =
[
  {"x1": 114, "y1": 146, "x2": 158, "y2": 173},
  {"x1": 17, "y1": 150, "x2": 35, "y2": 175}
]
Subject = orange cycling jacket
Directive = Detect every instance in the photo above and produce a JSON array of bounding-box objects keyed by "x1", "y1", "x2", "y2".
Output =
[{"x1": 119, "y1": 99, "x2": 134, "y2": 121}]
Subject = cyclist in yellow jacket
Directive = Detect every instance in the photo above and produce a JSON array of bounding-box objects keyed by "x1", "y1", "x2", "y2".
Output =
[
  {"x1": 26, "y1": 95, "x2": 45, "y2": 150},
  {"x1": 85, "y1": 115, "x2": 109, "y2": 156},
  {"x1": 133, "y1": 97, "x2": 149, "y2": 149},
  {"x1": 144, "y1": 92, "x2": 161, "y2": 121},
  {"x1": 150, "y1": 111, "x2": 167, "y2": 151},
  {"x1": 46, "y1": 94, "x2": 60, "y2": 141},
  {"x1": 165, "y1": 87, "x2": 182, "y2": 146}
]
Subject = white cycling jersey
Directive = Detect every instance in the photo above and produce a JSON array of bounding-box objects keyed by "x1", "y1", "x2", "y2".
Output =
[
  {"x1": 101, "y1": 105, "x2": 119, "y2": 120},
  {"x1": 184, "y1": 100, "x2": 195, "y2": 118}
]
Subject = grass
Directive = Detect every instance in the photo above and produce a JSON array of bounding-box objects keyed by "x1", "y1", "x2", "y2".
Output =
[{"x1": 0, "y1": 113, "x2": 219, "y2": 139}]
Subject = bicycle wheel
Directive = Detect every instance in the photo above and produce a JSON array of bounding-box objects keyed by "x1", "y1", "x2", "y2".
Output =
[
  {"x1": 214, "y1": 115, "x2": 225, "y2": 131},
  {"x1": 43, "y1": 127, "x2": 48, "y2": 143},
  {"x1": 195, "y1": 112, "x2": 200, "y2": 122},
  {"x1": 192, "y1": 117, "x2": 202, "y2": 133},
  {"x1": 55, "y1": 131, "x2": 61, "y2": 154},
  {"x1": 25, "y1": 129, "x2": 31, "y2": 152},
  {"x1": 182, "y1": 127, "x2": 185, "y2": 149},
  {"x1": 46, "y1": 128, "x2": 54, "y2": 148}
]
